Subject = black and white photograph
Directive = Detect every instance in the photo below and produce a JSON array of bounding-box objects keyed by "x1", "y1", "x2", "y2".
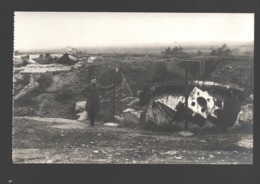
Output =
[{"x1": 12, "y1": 12, "x2": 254, "y2": 164}]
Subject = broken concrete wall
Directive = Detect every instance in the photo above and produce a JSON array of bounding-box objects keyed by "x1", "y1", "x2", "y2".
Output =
[
  {"x1": 156, "y1": 95, "x2": 185, "y2": 110},
  {"x1": 20, "y1": 64, "x2": 72, "y2": 74},
  {"x1": 144, "y1": 94, "x2": 185, "y2": 126},
  {"x1": 13, "y1": 60, "x2": 85, "y2": 118},
  {"x1": 122, "y1": 108, "x2": 142, "y2": 124},
  {"x1": 234, "y1": 103, "x2": 253, "y2": 128},
  {"x1": 75, "y1": 101, "x2": 87, "y2": 112},
  {"x1": 14, "y1": 74, "x2": 40, "y2": 101},
  {"x1": 77, "y1": 111, "x2": 88, "y2": 121}
]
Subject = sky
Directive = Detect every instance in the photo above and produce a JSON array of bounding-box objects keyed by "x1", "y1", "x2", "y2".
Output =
[{"x1": 14, "y1": 12, "x2": 254, "y2": 51}]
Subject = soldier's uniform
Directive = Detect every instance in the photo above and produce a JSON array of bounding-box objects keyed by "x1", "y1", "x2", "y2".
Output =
[{"x1": 80, "y1": 80, "x2": 113, "y2": 126}]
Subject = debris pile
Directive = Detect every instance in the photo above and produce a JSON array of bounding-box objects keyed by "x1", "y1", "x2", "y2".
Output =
[
  {"x1": 238, "y1": 104, "x2": 253, "y2": 124},
  {"x1": 14, "y1": 55, "x2": 36, "y2": 67},
  {"x1": 77, "y1": 111, "x2": 88, "y2": 122},
  {"x1": 75, "y1": 101, "x2": 87, "y2": 112},
  {"x1": 19, "y1": 64, "x2": 72, "y2": 74},
  {"x1": 75, "y1": 101, "x2": 88, "y2": 121},
  {"x1": 236, "y1": 135, "x2": 253, "y2": 149},
  {"x1": 234, "y1": 95, "x2": 253, "y2": 128},
  {"x1": 103, "y1": 122, "x2": 119, "y2": 127},
  {"x1": 122, "y1": 108, "x2": 142, "y2": 124},
  {"x1": 54, "y1": 53, "x2": 78, "y2": 65}
]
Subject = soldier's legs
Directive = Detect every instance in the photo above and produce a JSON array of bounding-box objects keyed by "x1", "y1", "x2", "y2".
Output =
[
  {"x1": 91, "y1": 112, "x2": 97, "y2": 126},
  {"x1": 88, "y1": 111, "x2": 94, "y2": 126},
  {"x1": 88, "y1": 110, "x2": 97, "y2": 126}
]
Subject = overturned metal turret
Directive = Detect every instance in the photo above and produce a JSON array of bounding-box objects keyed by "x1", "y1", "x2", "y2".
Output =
[{"x1": 139, "y1": 80, "x2": 244, "y2": 128}]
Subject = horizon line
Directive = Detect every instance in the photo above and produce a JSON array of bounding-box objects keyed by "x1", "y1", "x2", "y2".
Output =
[{"x1": 15, "y1": 41, "x2": 254, "y2": 52}]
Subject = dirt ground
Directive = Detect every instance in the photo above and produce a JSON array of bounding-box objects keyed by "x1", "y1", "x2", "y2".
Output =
[{"x1": 12, "y1": 116, "x2": 253, "y2": 164}]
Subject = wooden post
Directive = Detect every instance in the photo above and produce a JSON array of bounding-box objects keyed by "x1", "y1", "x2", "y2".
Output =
[
  {"x1": 121, "y1": 72, "x2": 133, "y2": 96},
  {"x1": 119, "y1": 63, "x2": 122, "y2": 113},
  {"x1": 112, "y1": 69, "x2": 115, "y2": 120},
  {"x1": 185, "y1": 61, "x2": 189, "y2": 131},
  {"x1": 164, "y1": 60, "x2": 167, "y2": 81},
  {"x1": 112, "y1": 83, "x2": 115, "y2": 120},
  {"x1": 199, "y1": 60, "x2": 205, "y2": 80},
  {"x1": 88, "y1": 64, "x2": 95, "y2": 83}
]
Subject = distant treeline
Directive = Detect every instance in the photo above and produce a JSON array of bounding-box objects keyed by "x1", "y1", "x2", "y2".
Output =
[{"x1": 14, "y1": 43, "x2": 253, "y2": 56}]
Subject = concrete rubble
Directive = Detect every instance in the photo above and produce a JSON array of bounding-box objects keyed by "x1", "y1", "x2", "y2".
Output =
[
  {"x1": 13, "y1": 73, "x2": 24, "y2": 83},
  {"x1": 236, "y1": 135, "x2": 253, "y2": 149},
  {"x1": 19, "y1": 64, "x2": 72, "y2": 74},
  {"x1": 234, "y1": 103, "x2": 253, "y2": 127},
  {"x1": 77, "y1": 111, "x2": 88, "y2": 122},
  {"x1": 75, "y1": 101, "x2": 87, "y2": 121},
  {"x1": 75, "y1": 101, "x2": 87, "y2": 112},
  {"x1": 122, "y1": 108, "x2": 142, "y2": 124},
  {"x1": 165, "y1": 151, "x2": 178, "y2": 155},
  {"x1": 14, "y1": 55, "x2": 36, "y2": 66},
  {"x1": 14, "y1": 74, "x2": 40, "y2": 101},
  {"x1": 178, "y1": 131, "x2": 194, "y2": 137},
  {"x1": 249, "y1": 94, "x2": 253, "y2": 101},
  {"x1": 73, "y1": 62, "x2": 84, "y2": 69},
  {"x1": 13, "y1": 55, "x2": 85, "y2": 102},
  {"x1": 14, "y1": 56, "x2": 25, "y2": 66},
  {"x1": 145, "y1": 95, "x2": 186, "y2": 126},
  {"x1": 115, "y1": 115, "x2": 125, "y2": 123},
  {"x1": 103, "y1": 122, "x2": 119, "y2": 127}
]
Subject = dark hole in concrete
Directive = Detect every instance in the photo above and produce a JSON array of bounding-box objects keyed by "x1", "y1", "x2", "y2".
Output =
[
  {"x1": 197, "y1": 97, "x2": 207, "y2": 107},
  {"x1": 191, "y1": 102, "x2": 195, "y2": 106},
  {"x1": 201, "y1": 108, "x2": 206, "y2": 113}
]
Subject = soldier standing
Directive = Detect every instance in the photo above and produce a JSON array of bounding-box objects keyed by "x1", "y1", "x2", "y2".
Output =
[{"x1": 80, "y1": 76, "x2": 114, "y2": 127}]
